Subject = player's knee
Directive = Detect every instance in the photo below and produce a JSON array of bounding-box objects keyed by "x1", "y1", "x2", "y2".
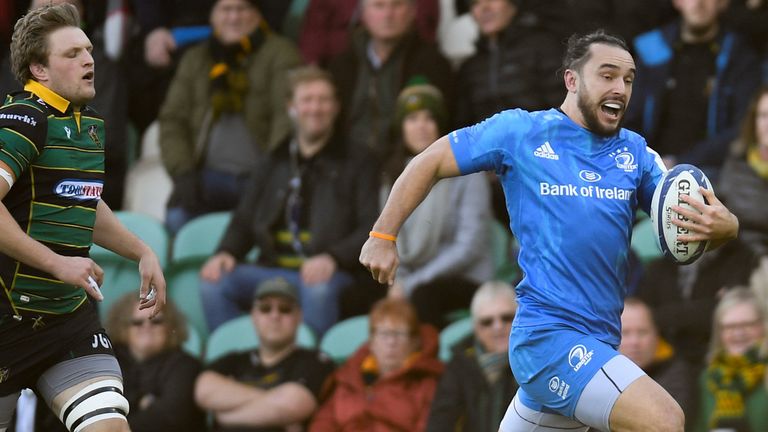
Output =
[{"x1": 57, "y1": 379, "x2": 129, "y2": 432}]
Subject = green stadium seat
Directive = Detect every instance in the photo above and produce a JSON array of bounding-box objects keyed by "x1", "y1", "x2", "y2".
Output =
[
  {"x1": 491, "y1": 220, "x2": 520, "y2": 283},
  {"x1": 171, "y1": 211, "x2": 260, "y2": 265},
  {"x1": 439, "y1": 316, "x2": 473, "y2": 362},
  {"x1": 172, "y1": 212, "x2": 232, "y2": 263},
  {"x1": 205, "y1": 315, "x2": 317, "y2": 363},
  {"x1": 319, "y1": 315, "x2": 369, "y2": 364},
  {"x1": 97, "y1": 261, "x2": 142, "y2": 320},
  {"x1": 166, "y1": 259, "x2": 209, "y2": 342},
  {"x1": 631, "y1": 217, "x2": 662, "y2": 263},
  {"x1": 182, "y1": 322, "x2": 203, "y2": 359}
]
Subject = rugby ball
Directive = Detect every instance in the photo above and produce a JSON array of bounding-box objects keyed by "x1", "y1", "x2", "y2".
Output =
[{"x1": 650, "y1": 164, "x2": 713, "y2": 265}]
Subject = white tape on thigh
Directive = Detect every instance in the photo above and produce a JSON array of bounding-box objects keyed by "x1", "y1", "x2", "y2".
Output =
[
  {"x1": 0, "y1": 167, "x2": 14, "y2": 189},
  {"x1": 58, "y1": 379, "x2": 129, "y2": 432}
]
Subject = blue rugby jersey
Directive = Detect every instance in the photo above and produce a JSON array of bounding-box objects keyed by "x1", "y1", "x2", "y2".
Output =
[{"x1": 450, "y1": 108, "x2": 666, "y2": 347}]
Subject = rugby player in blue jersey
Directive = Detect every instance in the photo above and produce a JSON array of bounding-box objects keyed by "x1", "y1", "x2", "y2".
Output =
[{"x1": 360, "y1": 30, "x2": 739, "y2": 432}]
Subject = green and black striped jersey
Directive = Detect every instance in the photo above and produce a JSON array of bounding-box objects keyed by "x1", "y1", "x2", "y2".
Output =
[{"x1": 0, "y1": 81, "x2": 104, "y2": 316}]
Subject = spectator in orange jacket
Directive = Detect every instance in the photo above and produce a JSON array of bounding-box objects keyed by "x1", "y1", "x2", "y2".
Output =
[{"x1": 309, "y1": 298, "x2": 444, "y2": 431}]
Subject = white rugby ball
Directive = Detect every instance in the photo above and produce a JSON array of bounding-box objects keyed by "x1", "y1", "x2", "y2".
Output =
[{"x1": 650, "y1": 164, "x2": 713, "y2": 265}]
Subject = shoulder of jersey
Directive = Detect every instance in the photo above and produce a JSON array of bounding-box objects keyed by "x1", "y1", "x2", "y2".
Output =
[
  {"x1": 0, "y1": 93, "x2": 49, "y2": 142},
  {"x1": 618, "y1": 127, "x2": 646, "y2": 143}
]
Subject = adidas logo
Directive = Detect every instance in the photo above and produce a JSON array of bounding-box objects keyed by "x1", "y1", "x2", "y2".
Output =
[{"x1": 534, "y1": 141, "x2": 559, "y2": 160}]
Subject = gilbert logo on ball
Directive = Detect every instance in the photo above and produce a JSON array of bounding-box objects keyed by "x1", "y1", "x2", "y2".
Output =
[{"x1": 650, "y1": 164, "x2": 713, "y2": 265}]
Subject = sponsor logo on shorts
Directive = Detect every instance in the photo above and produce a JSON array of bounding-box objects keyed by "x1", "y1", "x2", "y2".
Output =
[
  {"x1": 568, "y1": 344, "x2": 594, "y2": 372},
  {"x1": 548, "y1": 376, "x2": 570, "y2": 400},
  {"x1": 54, "y1": 179, "x2": 103, "y2": 201}
]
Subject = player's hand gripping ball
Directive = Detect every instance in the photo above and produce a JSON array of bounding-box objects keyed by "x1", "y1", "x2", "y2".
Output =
[{"x1": 650, "y1": 164, "x2": 713, "y2": 265}]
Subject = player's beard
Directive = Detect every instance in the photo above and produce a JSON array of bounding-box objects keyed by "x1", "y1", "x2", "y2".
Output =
[{"x1": 577, "y1": 85, "x2": 622, "y2": 138}]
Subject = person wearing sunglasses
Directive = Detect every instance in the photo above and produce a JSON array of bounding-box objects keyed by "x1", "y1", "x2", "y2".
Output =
[
  {"x1": 426, "y1": 281, "x2": 518, "y2": 432},
  {"x1": 105, "y1": 293, "x2": 205, "y2": 432},
  {"x1": 196, "y1": 277, "x2": 335, "y2": 432}
]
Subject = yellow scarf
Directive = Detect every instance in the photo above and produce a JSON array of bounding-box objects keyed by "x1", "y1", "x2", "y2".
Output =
[
  {"x1": 706, "y1": 348, "x2": 766, "y2": 428},
  {"x1": 747, "y1": 146, "x2": 768, "y2": 179}
]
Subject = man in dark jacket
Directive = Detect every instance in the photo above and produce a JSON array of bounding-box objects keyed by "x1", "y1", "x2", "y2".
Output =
[
  {"x1": 426, "y1": 281, "x2": 519, "y2": 432},
  {"x1": 625, "y1": 0, "x2": 762, "y2": 178},
  {"x1": 328, "y1": 0, "x2": 454, "y2": 166},
  {"x1": 199, "y1": 66, "x2": 378, "y2": 336},
  {"x1": 456, "y1": 0, "x2": 564, "y2": 127}
]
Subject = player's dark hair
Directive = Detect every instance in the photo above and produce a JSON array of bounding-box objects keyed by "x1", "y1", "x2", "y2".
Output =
[
  {"x1": 10, "y1": 3, "x2": 81, "y2": 84},
  {"x1": 560, "y1": 29, "x2": 629, "y2": 76}
]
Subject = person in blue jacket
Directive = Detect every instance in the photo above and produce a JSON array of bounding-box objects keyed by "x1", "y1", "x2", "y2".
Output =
[{"x1": 625, "y1": 0, "x2": 762, "y2": 179}]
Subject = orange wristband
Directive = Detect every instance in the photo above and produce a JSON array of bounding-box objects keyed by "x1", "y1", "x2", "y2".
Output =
[{"x1": 369, "y1": 231, "x2": 397, "y2": 242}]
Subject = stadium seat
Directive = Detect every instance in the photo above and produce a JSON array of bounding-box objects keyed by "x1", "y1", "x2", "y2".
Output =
[
  {"x1": 96, "y1": 261, "x2": 142, "y2": 320},
  {"x1": 205, "y1": 315, "x2": 317, "y2": 363},
  {"x1": 182, "y1": 322, "x2": 203, "y2": 359},
  {"x1": 166, "y1": 259, "x2": 209, "y2": 341},
  {"x1": 171, "y1": 211, "x2": 260, "y2": 264},
  {"x1": 631, "y1": 217, "x2": 662, "y2": 263},
  {"x1": 319, "y1": 315, "x2": 369, "y2": 364},
  {"x1": 491, "y1": 220, "x2": 520, "y2": 283},
  {"x1": 171, "y1": 211, "x2": 233, "y2": 263},
  {"x1": 439, "y1": 316, "x2": 473, "y2": 362}
]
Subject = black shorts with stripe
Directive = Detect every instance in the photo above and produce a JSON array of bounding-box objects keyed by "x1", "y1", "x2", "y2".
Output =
[{"x1": 0, "y1": 300, "x2": 115, "y2": 396}]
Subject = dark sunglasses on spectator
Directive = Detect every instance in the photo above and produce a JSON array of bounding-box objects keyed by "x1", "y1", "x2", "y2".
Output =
[
  {"x1": 257, "y1": 303, "x2": 295, "y2": 315},
  {"x1": 477, "y1": 313, "x2": 515, "y2": 328},
  {"x1": 130, "y1": 317, "x2": 165, "y2": 327}
]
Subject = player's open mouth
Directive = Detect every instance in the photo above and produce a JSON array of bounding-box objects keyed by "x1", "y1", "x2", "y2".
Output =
[
  {"x1": 82, "y1": 71, "x2": 94, "y2": 81},
  {"x1": 600, "y1": 102, "x2": 622, "y2": 119}
]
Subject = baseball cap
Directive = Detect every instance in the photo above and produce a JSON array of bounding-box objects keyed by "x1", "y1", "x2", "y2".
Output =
[{"x1": 253, "y1": 277, "x2": 299, "y2": 303}]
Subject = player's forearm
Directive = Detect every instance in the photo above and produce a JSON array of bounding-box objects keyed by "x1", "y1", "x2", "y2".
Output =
[
  {"x1": 92, "y1": 200, "x2": 152, "y2": 261},
  {"x1": 0, "y1": 202, "x2": 63, "y2": 275},
  {"x1": 373, "y1": 135, "x2": 458, "y2": 235}
]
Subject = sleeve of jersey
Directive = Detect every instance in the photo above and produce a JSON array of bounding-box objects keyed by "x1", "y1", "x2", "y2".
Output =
[
  {"x1": 449, "y1": 110, "x2": 527, "y2": 175},
  {"x1": 0, "y1": 103, "x2": 47, "y2": 178},
  {"x1": 637, "y1": 143, "x2": 667, "y2": 214}
]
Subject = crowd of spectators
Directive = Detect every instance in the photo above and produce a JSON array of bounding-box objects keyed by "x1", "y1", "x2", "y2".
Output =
[{"x1": 3, "y1": 0, "x2": 768, "y2": 430}]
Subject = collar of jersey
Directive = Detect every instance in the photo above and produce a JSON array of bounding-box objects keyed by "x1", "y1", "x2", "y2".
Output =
[{"x1": 24, "y1": 80, "x2": 70, "y2": 113}]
